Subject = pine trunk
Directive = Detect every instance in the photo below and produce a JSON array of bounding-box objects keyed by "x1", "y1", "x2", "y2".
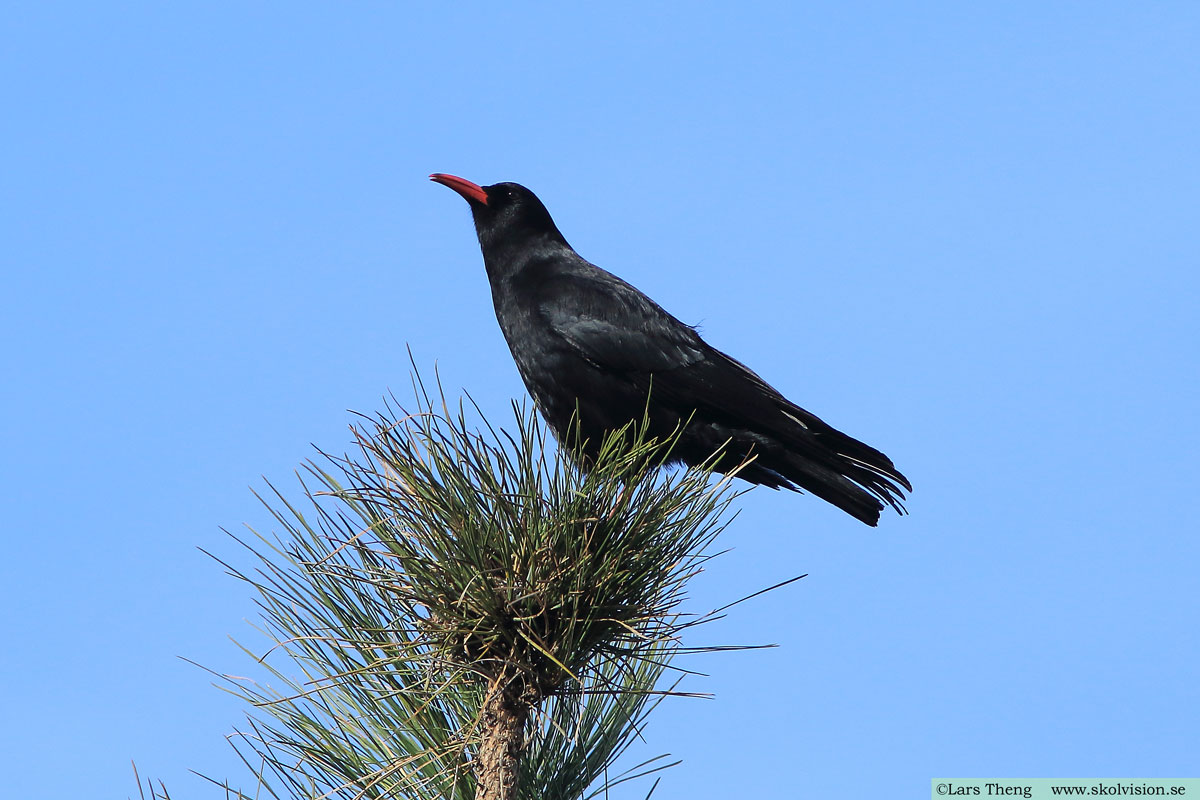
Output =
[{"x1": 474, "y1": 674, "x2": 529, "y2": 800}]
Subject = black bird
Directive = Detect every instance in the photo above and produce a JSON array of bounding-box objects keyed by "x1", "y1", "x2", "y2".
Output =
[{"x1": 430, "y1": 174, "x2": 910, "y2": 526}]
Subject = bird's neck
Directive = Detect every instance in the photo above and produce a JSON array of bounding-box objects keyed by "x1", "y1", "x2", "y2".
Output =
[{"x1": 478, "y1": 230, "x2": 574, "y2": 285}]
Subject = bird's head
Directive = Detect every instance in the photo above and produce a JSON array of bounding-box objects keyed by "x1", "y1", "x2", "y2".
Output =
[{"x1": 430, "y1": 174, "x2": 569, "y2": 259}]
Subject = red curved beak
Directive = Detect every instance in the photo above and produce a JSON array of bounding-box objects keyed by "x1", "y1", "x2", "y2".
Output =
[{"x1": 430, "y1": 173, "x2": 489, "y2": 205}]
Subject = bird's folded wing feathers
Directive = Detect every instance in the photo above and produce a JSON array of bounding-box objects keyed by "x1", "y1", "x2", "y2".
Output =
[
  {"x1": 536, "y1": 272, "x2": 800, "y2": 428},
  {"x1": 534, "y1": 269, "x2": 909, "y2": 501},
  {"x1": 536, "y1": 272, "x2": 709, "y2": 373}
]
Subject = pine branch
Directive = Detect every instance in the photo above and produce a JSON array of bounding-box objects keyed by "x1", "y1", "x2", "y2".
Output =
[{"x1": 147, "y1": 369, "x2": 780, "y2": 799}]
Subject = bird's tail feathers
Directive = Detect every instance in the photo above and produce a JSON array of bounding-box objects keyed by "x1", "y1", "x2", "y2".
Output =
[
  {"x1": 762, "y1": 454, "x2": 889, "y2": 526},
  {"x1": 767, "y1": 408, "x2": 911, "y2": 525}
]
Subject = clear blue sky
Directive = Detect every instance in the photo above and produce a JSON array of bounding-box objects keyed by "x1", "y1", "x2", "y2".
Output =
[{"x1": 2, "y1": 3, "x2": 1197, "y2": 797}]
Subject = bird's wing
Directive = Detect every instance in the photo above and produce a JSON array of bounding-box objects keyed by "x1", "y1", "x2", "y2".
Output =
[
  {"x1": 535, "y1": 270, "x2": 797, "y2": 419},
  {"x1": 535, "y1": 268, "x2": 910, "y2": 511},
  {"x1": 536, "y1": 269, "x2": 807, "y2": 428},
  {"x1": 535, "y1": 270, "x2": 709, "y2": 373}
]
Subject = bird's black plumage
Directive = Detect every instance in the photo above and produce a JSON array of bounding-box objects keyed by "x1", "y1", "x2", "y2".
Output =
[{"x1": 430, "y1": 174, "x2": 911, "y2": 526}]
